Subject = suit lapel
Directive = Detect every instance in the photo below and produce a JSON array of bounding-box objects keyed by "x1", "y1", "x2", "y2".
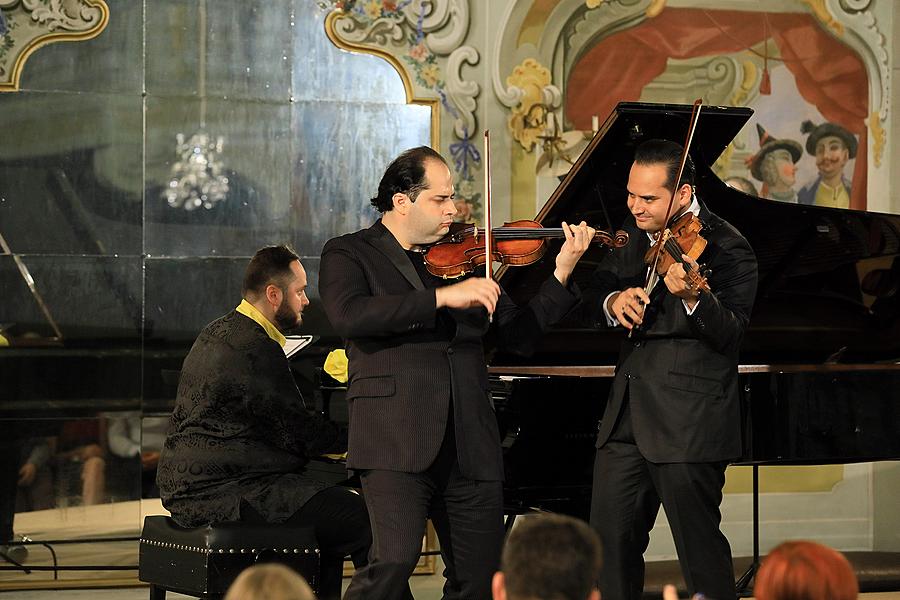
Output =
[{"x1": 364, "y1": 220, "x2": 425, "y2": 291}]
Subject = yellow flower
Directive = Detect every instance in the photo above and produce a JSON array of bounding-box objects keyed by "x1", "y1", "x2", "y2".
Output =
[
  {"x1": 420, "y1": 64, "x2": 440, "y2": 87},
  {"x1": 324, "y1": 349, "x2": 349, "y2": 383},
  {"x1": 364, "y1": 0, "x2": 381, "y2": 20}
]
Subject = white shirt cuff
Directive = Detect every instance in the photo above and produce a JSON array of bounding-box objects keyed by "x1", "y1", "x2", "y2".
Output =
[
  {"x1": 682, "y1": 295, "x2": 700, "y2": 315},
  {"x1": 603, "y1": 291, "x2": 620, "y2": 327}
]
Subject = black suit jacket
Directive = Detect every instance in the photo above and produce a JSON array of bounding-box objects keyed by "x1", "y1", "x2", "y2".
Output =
[
  {"x1": 580, "y1": 202, "x2": 758, "y2": 463},
  {"x1": 319, "y1": 220, "x2": 578, "y2": 481}
]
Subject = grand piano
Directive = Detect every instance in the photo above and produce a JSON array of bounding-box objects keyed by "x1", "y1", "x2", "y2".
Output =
[{"x1": 489, "y1": 102, "x2": 900, "y2": 520}]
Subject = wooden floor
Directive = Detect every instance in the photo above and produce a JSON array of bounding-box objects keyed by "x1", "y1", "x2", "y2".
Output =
[
  {"x1": 4, "y1": 581, "x2": 900, "y2": 600},
  {"x1": 2, "y1": 501, "x2": 897, "y2": 599}
]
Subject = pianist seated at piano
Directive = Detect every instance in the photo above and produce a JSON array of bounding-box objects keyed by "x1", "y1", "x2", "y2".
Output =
[
  {"x1": 573, "y1": 139, "x2": 758, "y2": 600},
  {"x1": 156, "y1": 245, "x2": 370, "y2": 600}
]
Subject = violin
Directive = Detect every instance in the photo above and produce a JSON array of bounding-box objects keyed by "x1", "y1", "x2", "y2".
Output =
[
  {"x1": 644, "y1": 212, "x2": 710, "y2": 293},
  {"x1": 424, "y1": 220, "x2": 629, "y2": 279},
  {"x1": 629, "y1": 98, "x2": 704, "y2": 338}
]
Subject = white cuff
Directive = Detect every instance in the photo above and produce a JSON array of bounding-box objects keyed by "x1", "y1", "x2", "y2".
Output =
[
  {"x1": 603, "y1": 291, "x2": 620, "y2": 327},
  {"x1": 682, "y1": 295, "x2": 700, "y2": 315}
]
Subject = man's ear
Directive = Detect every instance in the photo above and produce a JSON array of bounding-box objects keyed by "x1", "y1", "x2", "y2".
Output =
[
  {"x1": 491, "y1": 572, "x2": 506, "y2": 600},
  {"x1": 678, "y1": 183, "x2": 693, "y2": 207},
  {"x1": 265, "y1": 283, "x2": 282, "y2": 308},
  {"x1": 393, "y1": 192, "x2": 410, "y2": 215}
]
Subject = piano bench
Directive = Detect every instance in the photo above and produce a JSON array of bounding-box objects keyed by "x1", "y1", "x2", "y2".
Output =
[{"x1": 138, "y1": 515, "x2": 320, "y2": 600}]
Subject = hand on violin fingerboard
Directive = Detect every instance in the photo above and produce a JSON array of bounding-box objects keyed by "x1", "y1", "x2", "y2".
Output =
[
  {"x1": 663, "y1": 253, "x2": 702, "y2": 309},
  {"x1": 553, "y1": 221, "x2": 596, "y2": 286},
  {"x1": 608, "y1": 287, "x2": 650, "y2": 330},
  {"x1": 435, "y1": 277, "x2": 501, "y2": 314}
]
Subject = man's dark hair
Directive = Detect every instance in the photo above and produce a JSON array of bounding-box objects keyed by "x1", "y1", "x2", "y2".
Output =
[
  {"x1": 370, "y1": 146, "x2": 448, "y2": 213},
  {"x1": 501, "y1": 514, "x2": 602, "y2": 600},
  {"x1": 634, "y1": 138, "x2": 695, "y2": 191},
  {"x1": 242, "y1": 245, "x2": 300, "y2": 297}
]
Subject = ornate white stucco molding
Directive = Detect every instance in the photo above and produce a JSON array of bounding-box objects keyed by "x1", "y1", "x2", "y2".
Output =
[
  {"x1": 0, "y1": 0, "x2": 109, "y2": 91},
  {"x1": 326, "y1": 0, "x2": 484, "y2": 213},
  {"x1": 801, "y1": 0, "x2": 889, "y2": 165},
  {"x1": 327, "y1": 0, "x2": 474, "y2": 130}
]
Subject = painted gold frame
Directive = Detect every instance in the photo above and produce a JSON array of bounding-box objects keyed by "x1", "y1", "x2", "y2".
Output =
[
  {"x1": 324, "y1": 9, "x2": 440, "y2": 151},
  {"x1": 0, "y1": 0, "x2": 109, "y2": 92}
]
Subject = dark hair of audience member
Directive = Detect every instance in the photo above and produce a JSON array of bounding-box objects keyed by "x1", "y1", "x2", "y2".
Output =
[
  {"x1": 242, "y1": 244, "x2": 301, "y2": 297},
  {"x1": 500, "y1": 514, "x2": 602, "y2": 600},
  {"x1": 223, "y1": 563, "x2": 314, "y2": 600},
  {"x1": 369, "y1": 146, "x2": 448, "y2": 213},
  {"x1": 754, "y1": 540, "x2": 858, "y2": 600}
]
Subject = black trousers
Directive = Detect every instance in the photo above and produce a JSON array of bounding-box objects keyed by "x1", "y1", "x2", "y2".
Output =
[
  {"x1": 590, "y1": 397, "x2": 736, "y2": 600},
  {"x1": 243, "y1": 485, "x2": 371, "y2": 600},
  {"x1": 348, "y1": 426, "x2": 504, "y2": 600}
]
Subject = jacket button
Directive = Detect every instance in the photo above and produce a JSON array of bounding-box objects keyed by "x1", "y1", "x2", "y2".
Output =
[
  {"x1": 634, "y1": 341, "x2": 642, "y2": 348},
  {"x1": 447, "y1": 348, "x2": 454, "y2": 355}
]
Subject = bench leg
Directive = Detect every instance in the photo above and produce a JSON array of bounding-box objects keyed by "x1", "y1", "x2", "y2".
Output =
[{"x1": 149, "y1": 584, "x2": 166, "y2": 600}]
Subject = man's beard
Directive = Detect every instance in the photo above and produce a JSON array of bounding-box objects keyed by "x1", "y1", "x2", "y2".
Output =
[{"x1": 274, "y1": 300, "x2": 301, "y2": 333}]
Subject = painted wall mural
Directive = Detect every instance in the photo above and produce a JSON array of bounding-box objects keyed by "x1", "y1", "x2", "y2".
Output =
[
  {"x1": 0, "y1": 0, "x2": 108, "y2": 91},
  {"x1": 325, "y1": 0, "x2": 893, "y2": 218},
  {"x1": 562, "y1": 5, "x2": 884, "y2": 211}
]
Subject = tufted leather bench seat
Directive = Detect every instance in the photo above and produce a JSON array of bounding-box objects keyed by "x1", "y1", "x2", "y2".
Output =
[{"x1": 139, "y1": 515, "x2": 320, "y2": 600}]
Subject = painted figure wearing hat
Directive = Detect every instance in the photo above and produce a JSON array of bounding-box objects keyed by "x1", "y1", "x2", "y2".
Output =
[
  {"x1": 748, "y1": 124, "x2": 802, "y2": 203},
  {"x1": 798, "y1": 120, "x2": 857, "y2": 209}
]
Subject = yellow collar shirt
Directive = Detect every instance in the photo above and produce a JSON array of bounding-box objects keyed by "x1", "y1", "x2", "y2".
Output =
[{"x1": 235, "y1": 299, "x2": 286, "y2": 347}]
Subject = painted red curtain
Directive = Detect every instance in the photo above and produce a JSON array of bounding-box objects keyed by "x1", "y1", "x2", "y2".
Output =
[{"x1": 566, "y1": 8, "x2": 868, "y2": 209}]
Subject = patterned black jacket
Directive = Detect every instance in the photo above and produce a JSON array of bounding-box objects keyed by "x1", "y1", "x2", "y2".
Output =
[{"x1": 157, "y1": 310, "x2": 337, "y2": 527}]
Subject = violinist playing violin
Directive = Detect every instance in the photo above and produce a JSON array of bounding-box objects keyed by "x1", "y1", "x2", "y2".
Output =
[
  {"x1": 318, "y1": 146, "x2": 595, "y2": 600},
  {"x1": 579, "y1": 139, "x2": 758, "y2": 600}
]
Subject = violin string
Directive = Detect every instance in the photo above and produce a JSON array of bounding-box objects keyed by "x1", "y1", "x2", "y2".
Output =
[{"x1": 664, "y1": 238, "x2": 685, "y2": 262}]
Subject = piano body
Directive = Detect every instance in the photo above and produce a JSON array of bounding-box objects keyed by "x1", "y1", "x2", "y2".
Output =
[{"x1": 490, "y1": 102, "x2": 900, "y2": 520}]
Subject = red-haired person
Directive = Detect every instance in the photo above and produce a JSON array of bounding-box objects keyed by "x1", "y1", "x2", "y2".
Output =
[{"x1": 755, "y1": 540, "x2": 858, "y2": 600}]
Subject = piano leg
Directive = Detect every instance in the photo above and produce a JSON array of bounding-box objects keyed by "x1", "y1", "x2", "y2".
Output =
[{"x1": 735, "y1": 464, "x2": 760, "y2": 596}]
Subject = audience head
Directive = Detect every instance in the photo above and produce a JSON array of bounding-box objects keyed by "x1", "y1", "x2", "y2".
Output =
[
  {"x1": 755, "y1": 540, "x2": 858, "y2": 600},
  {"x1": 493, "y1": 513, "x2": 602, "y2": 600},
  {"x1": 224, "y1": 563, "x2": 315, "y2": 600}
]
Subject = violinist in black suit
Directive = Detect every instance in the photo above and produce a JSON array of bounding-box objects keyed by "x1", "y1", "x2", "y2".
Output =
[
  {"x1": 580, "y1": 139, "x2": 758, "y2": 600},
  {"x1": 319, "y1": 146, "x2": 595, "y2": 600}
]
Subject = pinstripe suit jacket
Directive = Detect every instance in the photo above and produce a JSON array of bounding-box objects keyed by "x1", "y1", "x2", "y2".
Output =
[{"x1": 319, "y1": 220, "x2": 578, "y2": 481}]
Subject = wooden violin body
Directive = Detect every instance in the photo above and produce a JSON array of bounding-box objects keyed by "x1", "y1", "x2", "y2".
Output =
[
  {"x1": 644, "y1": 212, "x2": 711, "y2": 292},
  {"x1": 424, "y1": 220, "x2": 629, "y2": 279}
]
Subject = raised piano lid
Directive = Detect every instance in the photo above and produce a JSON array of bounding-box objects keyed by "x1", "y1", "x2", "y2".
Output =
[{"x1": 493, "y1": 101, "x2": 900, "y2": 367}]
